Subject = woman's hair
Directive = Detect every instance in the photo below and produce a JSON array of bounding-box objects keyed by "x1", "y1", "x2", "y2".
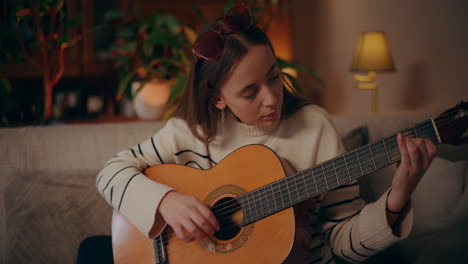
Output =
[{"x1": 174, "y1": 20, "x2": 309, "y2": 143}]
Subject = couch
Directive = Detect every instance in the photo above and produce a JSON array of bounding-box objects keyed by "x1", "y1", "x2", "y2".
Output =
[{"x1": 1, "y1": 108, "x2": 467, "y2": 264}]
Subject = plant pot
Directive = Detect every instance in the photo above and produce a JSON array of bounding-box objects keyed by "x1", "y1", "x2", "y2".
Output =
[{"x1": 132, "y1": 79, "x2": 172, "y2": 121}]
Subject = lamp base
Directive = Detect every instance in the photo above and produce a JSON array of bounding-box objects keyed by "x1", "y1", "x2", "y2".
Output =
[{"x1": 354, "y1": 71, "x2": 378, "y2": 112}]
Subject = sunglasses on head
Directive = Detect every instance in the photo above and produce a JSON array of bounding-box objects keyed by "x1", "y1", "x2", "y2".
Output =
[{"x1": 192, "y1": 3, "x2": 252, "y2": 60}]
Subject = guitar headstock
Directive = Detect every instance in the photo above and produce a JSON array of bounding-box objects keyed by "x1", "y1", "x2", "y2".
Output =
[{"x1": 434, "y1": 101, "x2": 468, "y2": 145}]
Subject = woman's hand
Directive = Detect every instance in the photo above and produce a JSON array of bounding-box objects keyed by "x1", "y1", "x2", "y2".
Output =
[
  {"x1": 158, "y1": 191, "x2": 220, "y2": 242},
  {"x1": 387, "y1": 133, "x2": 437, "y2": 212}
]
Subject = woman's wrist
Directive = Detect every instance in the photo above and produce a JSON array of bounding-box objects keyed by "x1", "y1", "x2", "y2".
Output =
[{"x1": 386, "y1": 188, "x2": 409, "y2": 213}]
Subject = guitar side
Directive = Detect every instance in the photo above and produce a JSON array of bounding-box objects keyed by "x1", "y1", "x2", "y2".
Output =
[{"x1": 112, "y1": 145, "x2": 296, "y2": 264}]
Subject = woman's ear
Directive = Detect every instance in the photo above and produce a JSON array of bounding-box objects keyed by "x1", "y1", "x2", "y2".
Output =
[{"x1": 212, "y1": 95, "x2": 226, "y2": 111}]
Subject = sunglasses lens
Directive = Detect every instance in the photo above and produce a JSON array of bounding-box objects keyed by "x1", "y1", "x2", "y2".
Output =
[
  {"x1": 224, "y1": 4, "x2": 251, "y2": 32},
  {"x1": 193, "y1": 31, "x2": 225, "y2": 60}
]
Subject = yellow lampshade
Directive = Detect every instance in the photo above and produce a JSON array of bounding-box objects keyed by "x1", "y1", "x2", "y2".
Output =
[{"x1": 351, "y1": 32, "x2": 395, "y2": 72}]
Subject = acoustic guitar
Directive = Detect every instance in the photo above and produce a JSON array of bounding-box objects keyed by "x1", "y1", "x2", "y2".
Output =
[{"x1": 112, "y1": 102, "x2": 467, "y2": 264}]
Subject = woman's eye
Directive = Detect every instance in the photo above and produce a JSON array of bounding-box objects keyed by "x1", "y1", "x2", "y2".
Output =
[
  {"x1": 269, "y1": 73, "x2": 280, "y2": 82},
  {"x1": 244, "y1": 90, "x2": 258, "y2": 99}
]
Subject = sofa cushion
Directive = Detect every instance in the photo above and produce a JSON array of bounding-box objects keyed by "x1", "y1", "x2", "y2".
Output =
[
  {"x1": 4, "y1": 169, "x2": 112, "y2": 263},
  {"x1": 397, "y1": 157, "x2": 468, "y2": 263}
]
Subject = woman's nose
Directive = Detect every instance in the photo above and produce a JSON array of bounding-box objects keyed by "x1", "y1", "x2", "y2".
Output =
[{"x1": 262, "y1": 85, "x2": 280, "y2": 106}]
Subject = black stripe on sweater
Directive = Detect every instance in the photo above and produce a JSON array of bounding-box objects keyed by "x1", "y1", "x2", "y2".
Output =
[
  {"x1": 349, "y1": 227, "x2": 369, "y2": 258},
  {"x1": 360, "y1": 241, "x2": 378, "y2": 252},
  {"x1": 309, "y1": 243, "x2": 324, "y2": 252},
  {"x1": 130, "y1": 148, "x2": 137, "y2": 158},
  {"x1": 184, "y1": 161, "x2": 204, "y2": 169},
  {"x1": 309, "y1": 256, "x2": 324, "y2": 264},
  {"x1": 97, "y1": 161, "x2": 126, "y2": 187},
  {"x1": 138, "y1": 144, "x2": 144, "y2": 156},
  {"x1": 118, "y1": 173, "x2": 140, "y2": 210},
  {"x1": 151, "y1": 136, "x2": 165, "y2": 164},
  {"x1": 322, "y1": 196, "x2": 361, "y2": 210},
  {"x1": 110, "y1": 187, "x2": 114, "y2": 206},
  {"x1": 102, "y1": 166, "x2": 136, "y2": 193},
  {"x1": 323, "y1": 209, "x2": 361, "y2": 223},
  {"x1": 175, "y1": 149, "x2": 217, "y2": 165},
  {"x1": 341, "y1": 248, "x2": 359, "y2": 263}
]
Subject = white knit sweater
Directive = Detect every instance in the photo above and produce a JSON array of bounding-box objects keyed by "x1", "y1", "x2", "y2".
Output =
[{"x1": 96, "y1": 104, "x2": 413, "y2": 263}]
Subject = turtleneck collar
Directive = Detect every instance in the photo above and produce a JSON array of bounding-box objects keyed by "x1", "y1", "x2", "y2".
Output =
[{"x1": 222, "y1": 111, "x2": 280, "y2": 137}]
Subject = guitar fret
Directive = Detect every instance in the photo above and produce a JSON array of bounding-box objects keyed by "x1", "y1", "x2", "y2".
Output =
[
  {"x1": 413, "y1": 127, "x2": 418, "y2": 138},
  {"x1": 355, "y1": 151, "x2": 364, "y2": 176},
  {"x1": 321, "y1": 164, "x2": 329, "y2": 189},
  {"x1": 301, "y1": 171, "x2": 310, "y2": 198},
  {"x1": 270, "y1": 184, "x2": 278, "y2": 212},
  {"x1": 334, "y1": 157, "x2": 348, "y2": 184},
  {"x1": 255, "y1": 189, "x2": 265, "y2": 219},
  {"x1": 273, "y1": 182, "x2": 284, "y2": 210},
  {"x1": 368, "y1": 145, "x2": 377, "y2": 169},
  {"x1": 332, "y1": 160, "x2": 340, "y2": 185},
  {"x1": 292, "y1": 175, "x2": 301, "y2": 202},
  {"x1": 311, "y1": 169, "x2": 319, "y2": 193},
  {"x1": 283, "y1": 178, "x2": 292, "y2": 208},
  {"x1": 344, "y1": 156, "x2": 352, "y2": 181},
  {"x1": 262, "y1": 187, "x2": 270, "y2": 216},
  {"x1": 383, "y1": 138, "x2": 391, "y2": 163},
  {"x1": 248, "y1": 192, "x2": 258, "y2": 221}
]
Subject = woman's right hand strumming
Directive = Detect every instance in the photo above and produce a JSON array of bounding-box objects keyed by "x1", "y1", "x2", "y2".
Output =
[{"x1": 158, "y1": 191, "x2": 220, "y2": 242}]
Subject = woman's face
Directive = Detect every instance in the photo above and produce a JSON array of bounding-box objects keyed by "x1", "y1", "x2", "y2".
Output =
[{"x1": 214, "y1": 45, "x2": 283, "y2": 127}]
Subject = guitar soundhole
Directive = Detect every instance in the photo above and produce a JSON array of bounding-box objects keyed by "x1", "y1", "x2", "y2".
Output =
[{"x1": 212, "y1": 197, "x2": 242, "y2": 241}]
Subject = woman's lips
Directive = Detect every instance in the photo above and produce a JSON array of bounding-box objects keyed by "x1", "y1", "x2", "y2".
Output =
[{"x1": 262, "y1": 111, "x2": 277, "y2": 119}]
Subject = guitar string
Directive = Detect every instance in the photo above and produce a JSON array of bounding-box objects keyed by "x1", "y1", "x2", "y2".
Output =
[
  {"x1": 155, "y1": 120, "x2": 444, "y2": 244},
  {"x1": 193, "y1": 109, "x2": 461, "y2": 214},
  {"x1": 151, "y1": 109, "x2": 465, "y2": 251},
  {"x1": 195, "y1": 118, "x2": 442, "y2": 218}
]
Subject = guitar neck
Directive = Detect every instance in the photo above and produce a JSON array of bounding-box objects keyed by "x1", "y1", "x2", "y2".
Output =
[{"x1": 238, "y1": 118, "x2": 441, "y2": 226}]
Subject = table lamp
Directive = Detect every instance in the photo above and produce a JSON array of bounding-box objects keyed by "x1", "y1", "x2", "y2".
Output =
[{"x1": 351, "y1": 31, "x2": 395, "y2": 112}]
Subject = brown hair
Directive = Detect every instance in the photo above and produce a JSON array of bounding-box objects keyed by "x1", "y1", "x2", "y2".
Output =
[{"x1": 174, "y1": 21, "x2": 308, "y2": 143}]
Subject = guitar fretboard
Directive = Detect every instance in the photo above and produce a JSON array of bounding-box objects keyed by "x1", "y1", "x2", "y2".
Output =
[{"x1": 237, "y1": 119, "x2": 439, "y2": 226}]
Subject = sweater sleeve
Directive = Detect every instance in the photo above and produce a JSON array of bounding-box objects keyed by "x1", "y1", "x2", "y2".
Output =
[
  {"x1": 96, "y1": 119, "x2": 180, "y2": 238},
  {"x1": 314, "y1": 109, "x2": 414, "y2": 263}
]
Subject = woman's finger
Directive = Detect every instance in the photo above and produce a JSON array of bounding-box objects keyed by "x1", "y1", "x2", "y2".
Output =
[
  {"x1": 405, "y1": 138, "x2": 421, "y2": 174},
  {"x1": 172, "y1": 223, "x2": 192, "y2": 242},
  {"x1": 397, "y1": 133, "x2": 410, "y2": 169},
  {"x1": 195, "y1": 202, "x2": 220, "y2": 232},
  {"x1": 182, "y1": 218, "x2": 206, "y2": 240},
  {"x1": 190, "y1": 210, "x2": 215, "y2": 236},
  {"x1": 414, "y1": 138, "x2": 429, "y2": 170}
]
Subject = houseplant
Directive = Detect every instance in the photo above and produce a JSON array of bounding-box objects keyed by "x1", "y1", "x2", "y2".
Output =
[
  {"x1": 11, "y1": 0, "x2": 83, "y2": 121},
  {"x1": 105, "y1": 10, "x2": 194, "y2": 120},
  {"x1": 107, "y1": 0, "x2": 322, "y2": 120}
]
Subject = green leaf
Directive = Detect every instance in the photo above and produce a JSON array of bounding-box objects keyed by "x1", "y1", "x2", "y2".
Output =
[
  {"x1": 104, "y1": 9, "x2": 125, "y2": 21},
  {"x1": 156, "y1": 14, "x2": 179, "y2": 34},
  {"x1": 119, "y1": 41, "x2": 137, "y2": 53},
  {"x1": 168, "y1": 74, "x2": 187, "y2": 105},
  {"x1": 282, "y1": 71, "x2": 302, "y2": 95},
  {"x1": 117, "y1": 27, "x2": 135, "y2": 39},
  {"x1": 277, "y1": 57, "x2": 324, "y2": 85},
  {"x1": 116, "y1": 72, "x2": 134, "y2": 101},
  {"x1": 223, "y1": 0, "x2": 236, "y2": 14},
  {"x1": 66, "y1": 14, "x2": 82, "y2": 28},
  {"x1": 142, "y1": 42, "x2": 153, "y2": 57}
]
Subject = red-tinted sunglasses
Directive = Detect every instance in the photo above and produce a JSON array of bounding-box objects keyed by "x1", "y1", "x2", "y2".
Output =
[{"x1": 192, "y1": 3, "x2": 252, "y2": 60}]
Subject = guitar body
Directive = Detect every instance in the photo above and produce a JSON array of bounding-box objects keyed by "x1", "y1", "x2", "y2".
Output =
[{"x1": 112, "y1": 145, "x2": 298, "y2": 264}]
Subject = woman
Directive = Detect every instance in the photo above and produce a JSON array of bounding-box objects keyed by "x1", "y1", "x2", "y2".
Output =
[{"x1": 93, "y1": 4, "x2": 436, "y2": 264}]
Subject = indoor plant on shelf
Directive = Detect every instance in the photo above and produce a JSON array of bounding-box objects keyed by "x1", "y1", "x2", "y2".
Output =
[{"x1": 105, "y1": 10, "x2": 194, "y2": 120}]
